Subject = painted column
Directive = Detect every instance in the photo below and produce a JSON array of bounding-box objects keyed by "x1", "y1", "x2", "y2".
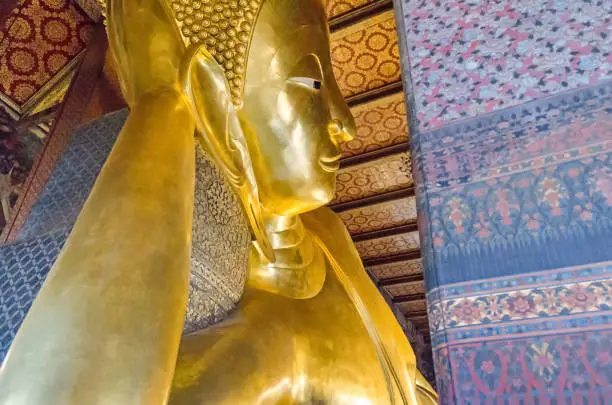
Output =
[{"x1": 394, "y1": 0, "x2": 612, "y2": 403}]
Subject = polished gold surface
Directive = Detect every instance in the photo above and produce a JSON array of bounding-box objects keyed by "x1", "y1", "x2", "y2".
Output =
[{"x1": 0, "y1": 0, "x2": 437, "y2": 403}]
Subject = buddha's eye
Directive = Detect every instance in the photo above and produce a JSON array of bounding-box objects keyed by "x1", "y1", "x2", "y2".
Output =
[{"x1": 288, "y1": 77, "x2": 322, "y2": 90}]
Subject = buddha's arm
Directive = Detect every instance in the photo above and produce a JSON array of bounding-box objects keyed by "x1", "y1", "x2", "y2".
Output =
[
  {"x1": 0, "y1": 90, "x2": 195, "y2": 405},
  {"x1": 416, "y1": 370, "x2": 439, "y2": 404},
  {"x1": 303, "y1": 207, "x2": 437, "y2": 404}
]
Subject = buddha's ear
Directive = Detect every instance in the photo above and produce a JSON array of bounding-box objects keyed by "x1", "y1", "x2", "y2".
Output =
[
  {"x1": 180, "y1": 45, "x2": 244, "y2": 184},
  {"x1": 180, "y1": 45, "x2": 275, "y2": 262}
]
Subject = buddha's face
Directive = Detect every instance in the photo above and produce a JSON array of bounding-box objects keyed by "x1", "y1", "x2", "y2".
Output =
[{"x1": 239, "y1": 0, "x2": 355, "y2": 216}]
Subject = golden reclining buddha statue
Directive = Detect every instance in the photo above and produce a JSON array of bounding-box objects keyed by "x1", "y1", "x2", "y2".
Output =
[{"x1": 0, "y1": 0, "x2": 437, "y2": 403}]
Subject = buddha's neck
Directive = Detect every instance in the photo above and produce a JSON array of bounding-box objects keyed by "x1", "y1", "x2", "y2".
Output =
[
  {"x1": 264, "y1": 213, "x2": 313, "y2": 268},
  {"x1": 248, "y1": 212, "x2": 326, "y2": 298}
]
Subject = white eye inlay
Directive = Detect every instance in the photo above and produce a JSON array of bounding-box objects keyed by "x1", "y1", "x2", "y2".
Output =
[{"x1": 288, "y1": 77, "x2": 322, "y2": 90}]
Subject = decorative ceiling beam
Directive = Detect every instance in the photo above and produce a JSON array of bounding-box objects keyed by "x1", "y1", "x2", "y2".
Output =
[
  {"x1": 352, "y1": 221, "x2": 418, "y2": 242},
  {"x1": 346, "y1": 81, "x2": 403, "y2": 107},
  {"x1": 340, "y1": 141, "x2": 408, "y2": 169},
  {"x1": 330, "y1": 187, "x2": 414, "y2": 212},
  {"x1": 329, "y1": 0, "x2": 393, "y2": 33},
  {"x1": 378, "y1": 273, "x2": 423, "y2": 287},
  {"x1": 392, "y1": 292, "x2": 425, "y2": 304},
  {"x1": 362, "y1": 249, "x2": 420, "y2": 267},
  {"x1": 402, "y1": 310, "x2": 428, "y2": 319}
]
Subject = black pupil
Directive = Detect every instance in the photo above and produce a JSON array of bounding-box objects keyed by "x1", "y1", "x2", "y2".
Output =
[{"x1": 313, "y1": 80, "x2": 321, "y2": 90}]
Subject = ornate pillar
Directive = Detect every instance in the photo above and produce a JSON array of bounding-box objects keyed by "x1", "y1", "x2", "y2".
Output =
[{"x1": 393, "y1": 0, "x2": 612, "y2": 403}]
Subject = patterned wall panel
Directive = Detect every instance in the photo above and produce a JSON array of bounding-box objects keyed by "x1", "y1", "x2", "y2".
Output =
[
  {"x1": 330, "y1": 10, "x2": 401, "y2": 97},
  {"x1": 402, "y1": 0, "x2": 612, "y2": 132},
  {"x1": 397, "y1": 298, "x2": 427, "y2": 315},
  {"x1": 354, "y1": 231, "x2": 420, "y2": 259},
  {"x1": 327, "y1": 0, "x2": 376, "y2": 18},
  {"x1": 334, "y1": 152, "x2": 412, "y2": 203},
  {"x1": 1, "y1": 111, "x2": 251, "y2": 361},
  {"x1": 397, "y1": 0, "x2": 612, "y2": 395},
  {"x1": 384, "y1": 280, "x2": 425, "y2": 297},
  {"x1": 342, "y1": 92, "x2": 409, "y2": 158},
  {"x1": 0, "y1": 0, "x2": 94, "y2": 105},
  {"x1": 0, "y1": 228, "x2": 69, "y2": 363},
  {"x1": 367, "y1": 258, "x2": 423, "y2": 281},
  {"x1": 338, "y1": 196, "x2": 416, "y2": 235}
]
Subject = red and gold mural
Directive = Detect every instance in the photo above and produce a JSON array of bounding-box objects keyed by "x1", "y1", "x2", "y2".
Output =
[{"x1": 0, "y1": 0, "x2": 94, "y2": 106}]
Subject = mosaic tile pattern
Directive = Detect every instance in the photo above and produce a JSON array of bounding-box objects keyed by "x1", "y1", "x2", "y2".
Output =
[
  {"x1": 354, "y1": 230, "x2": 420, "y2": 259},
  {"x1": 1, "y1": 111, "x2": 251, "y2": 362},
  {"x1": 338, "y1": 196, "x2": 416, "y2": 235},
  {"x1": 0, "y1": 229, "x2": 68, "y2": 363},
  {"x1": 368, "y1": 258, "x2": 424, "y2": 280},
  {"x1": 334, "y1": 152, "x2": 412, "y2": 203},
  {"x1": 18, "y1": 109, "x2": 127, "y2": 239},
  {"x1": 185, "y1": 148, "x2": 250, "y2": 334},
  {"x1": 342, "y1": 92, "x2": 409, "y2": 158},
  {"x1": 403, "y1": 0, "x2": 612, "y2": 131},
  {"x1": 0, "y1": 0, "x2": 94, "y2": 104},
  {"x1": 331, "y1": 11, "x2": 401, "y2": 97},
  {"x1": 384, "y1": 280, "x2": 425, "y2": 297}
]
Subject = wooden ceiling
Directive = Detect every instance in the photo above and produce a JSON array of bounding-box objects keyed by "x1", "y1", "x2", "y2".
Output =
[{"x1": 327, "y1": 0, "x2": 429, "y2": 342}]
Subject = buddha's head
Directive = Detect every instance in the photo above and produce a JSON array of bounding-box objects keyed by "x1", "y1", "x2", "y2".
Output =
[{"x1": 178, "y1": 0, "x2": 355, "y2": 222}]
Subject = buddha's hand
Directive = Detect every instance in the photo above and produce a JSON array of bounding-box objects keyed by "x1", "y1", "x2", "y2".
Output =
[{"x1": 106, "y1": 0, "x2": 185, "y2": 106}]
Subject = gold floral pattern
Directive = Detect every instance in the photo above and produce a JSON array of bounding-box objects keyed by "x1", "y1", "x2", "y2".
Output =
[
  {"x1": 327, "y1": 0, "x2": 376, "y2": 18},
  {"x1": 342, "y1": 92, "x2": 409, "y2": 158},
  {"x1": 330, "y1": 10, "x2": 401, "y2": 97},
  {"x1": 333, "y1": 152, "x2": 413, "y2": 204},
  {"x1": 367, "y1": 258, "x2": 423, "y2": 280},
  {"x1": 338, "y1": 196, "x2": 416, "y2": 235},
  {"x1": 384, "y1": 280, "x2": 425, "y2": 297},
  {"x1": 354, "y1": 231, "x2": 420, "y2": 259}
]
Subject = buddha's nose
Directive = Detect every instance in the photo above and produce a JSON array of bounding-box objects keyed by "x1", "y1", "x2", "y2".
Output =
[{"x1": 326, "y1": 72, "x2": 356, "y2": 145}]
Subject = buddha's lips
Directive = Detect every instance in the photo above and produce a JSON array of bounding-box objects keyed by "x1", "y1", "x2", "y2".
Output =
[{"x1": 319, "y1": 154, "x2": 341, "y2": 172}]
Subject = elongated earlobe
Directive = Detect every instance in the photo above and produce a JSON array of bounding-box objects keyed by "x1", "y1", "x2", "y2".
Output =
[{"x1": 180, "y1": 44, "x2": 275, "y2": 262}]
